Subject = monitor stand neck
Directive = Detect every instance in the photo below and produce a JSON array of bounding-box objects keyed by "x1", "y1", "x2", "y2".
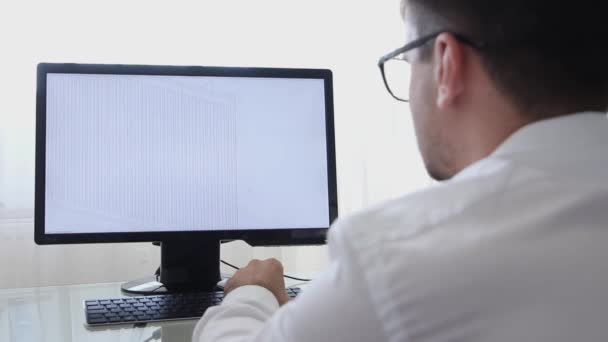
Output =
[{"x1": 121, "y1": 240, "x2": 221, "y2": 295}]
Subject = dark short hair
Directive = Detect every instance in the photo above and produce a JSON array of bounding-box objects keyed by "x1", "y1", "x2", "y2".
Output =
[{"x1": 405, "y1": 0, "x2": 608, "y2": 116}]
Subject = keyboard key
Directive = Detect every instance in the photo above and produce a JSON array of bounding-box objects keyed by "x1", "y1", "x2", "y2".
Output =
[
  {"x1": 87, "y1": 309, "x2": 108, "y2": 314},
  {"x1": 151, "y1": 313, "x2": 165, "y2": 320},
  {"x1": 87, "y1": 313, "x2": 105, "y2": 319},
  {"x1": 87, "y1": 305, "x2": 104, "y2": 310},
  {"x1": 88, "y1": 317, "x2": 108, "y2": 324}
]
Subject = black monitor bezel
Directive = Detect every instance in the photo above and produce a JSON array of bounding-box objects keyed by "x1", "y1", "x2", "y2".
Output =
[{"x1": 35, "y1": 62, "x2": 338, "y2": 245}]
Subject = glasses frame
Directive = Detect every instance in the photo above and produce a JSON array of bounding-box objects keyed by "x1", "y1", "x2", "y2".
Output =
[{"x1": 378, "y1": 31, "x2": 486, "y2": 102}]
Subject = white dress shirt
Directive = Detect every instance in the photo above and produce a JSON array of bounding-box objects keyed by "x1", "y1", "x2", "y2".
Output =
[{"x1": 193, "y1": 112, "x2": 608, "y2": 342}]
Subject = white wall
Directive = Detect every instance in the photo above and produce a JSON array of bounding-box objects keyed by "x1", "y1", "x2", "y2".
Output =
[{"x1": 0, "y1": 0, "x2": 430, "y2": 289}]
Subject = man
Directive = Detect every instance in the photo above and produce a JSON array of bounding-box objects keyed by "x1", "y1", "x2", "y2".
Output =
[{"x1": 194, "y1": 0, "x2": 608, "y2": 341}]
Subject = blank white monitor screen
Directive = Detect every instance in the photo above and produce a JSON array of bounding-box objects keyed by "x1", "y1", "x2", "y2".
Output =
[{"x1": 45, "y1": 73, "x2": 329, "y2": 234}]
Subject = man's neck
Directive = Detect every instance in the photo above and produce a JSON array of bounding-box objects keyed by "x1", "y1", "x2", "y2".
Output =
[{"x1": 451, "y1": 110, "x2": 533, "y2": 177}]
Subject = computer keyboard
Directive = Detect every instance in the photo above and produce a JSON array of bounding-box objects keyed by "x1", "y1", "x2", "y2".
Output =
[{"x1": 84, "y1": 287, "x2": 302, "y2": 326}]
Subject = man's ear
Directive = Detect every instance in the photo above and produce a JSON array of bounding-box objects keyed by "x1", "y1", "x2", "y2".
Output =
[{"x1": 433, "y1": 33, "x2": 466, "y2": 109}]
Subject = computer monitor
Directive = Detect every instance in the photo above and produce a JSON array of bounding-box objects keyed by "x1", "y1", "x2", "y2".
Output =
[{"x1": 35, "y1": 63, "x2": 337, "y2": 293}]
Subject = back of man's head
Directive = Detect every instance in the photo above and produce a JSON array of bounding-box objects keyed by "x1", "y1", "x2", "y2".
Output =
[{"x1": 404, "y1": 0, "x2": 608, "y2": 117}]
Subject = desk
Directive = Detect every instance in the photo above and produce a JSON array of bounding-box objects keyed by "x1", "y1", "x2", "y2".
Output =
[
  {"x1": 0, "y1": 279, "x2": 309, "y2": 342},
  {"x1": 0, "y1": 282, "x2": 198, "y2": 342}
]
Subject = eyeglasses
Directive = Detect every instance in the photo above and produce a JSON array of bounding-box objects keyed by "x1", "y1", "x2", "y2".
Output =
[{"x1": 378, "y1": 31, "x2": 485, "y2": 102}]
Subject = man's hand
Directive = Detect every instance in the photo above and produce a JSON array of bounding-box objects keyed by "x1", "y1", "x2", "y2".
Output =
[{"x1": 224, "y1": 258, "x2": 291, "y2": 306}]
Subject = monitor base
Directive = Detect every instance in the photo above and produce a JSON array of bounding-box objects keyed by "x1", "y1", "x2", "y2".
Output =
[{"x1": 121, "y1": 240, "x2": 221, "y2": 295}]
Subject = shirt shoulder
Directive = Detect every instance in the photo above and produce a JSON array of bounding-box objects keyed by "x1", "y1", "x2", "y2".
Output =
[{"x1": 329, "y1": 156, "x2": 517, "y2": 253}]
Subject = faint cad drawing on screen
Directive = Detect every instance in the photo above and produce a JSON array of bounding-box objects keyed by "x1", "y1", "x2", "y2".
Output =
[
  {"x1": 45, "y1": 74, "x2": 329, "y2": 234},
  {"x1": 46, "y1": 74, "x2": 239, "y2": 232}
]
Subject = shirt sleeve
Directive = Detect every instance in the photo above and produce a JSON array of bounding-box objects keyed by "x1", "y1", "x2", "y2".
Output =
[{"x1": 192, "y1": 223, "x2": 386, "y2": 342}]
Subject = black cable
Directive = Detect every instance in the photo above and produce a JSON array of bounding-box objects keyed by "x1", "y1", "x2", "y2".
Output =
[
  {"x1": 220, "y1": 260, "x2": 312, "y2": 282},
  {"x1": 283, "y1": 274, "x2": 312, "y2": 282},
  {"x1": 220, "y1": 260, "x2": 240, "y2": 271},
  {"x1": 282, "y1": 274, "x2": 313, "y2": 282}
]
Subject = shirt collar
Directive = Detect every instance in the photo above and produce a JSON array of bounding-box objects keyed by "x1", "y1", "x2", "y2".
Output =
[
  {"x1": 491, "y1": 112, "x2": 608, "y2": 158},
  {"x1": 453, "y1": 111, "x2": 608, "y2": 181}
]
